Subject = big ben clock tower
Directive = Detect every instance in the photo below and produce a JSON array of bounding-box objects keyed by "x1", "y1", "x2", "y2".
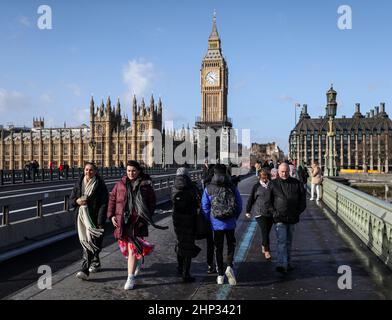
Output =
[
  {"x1": 195, "y1": 13, "x2": 232, "y2": 163},
  {"x1": 196, "y1": 13, "x2": 231, "y2": 129}
]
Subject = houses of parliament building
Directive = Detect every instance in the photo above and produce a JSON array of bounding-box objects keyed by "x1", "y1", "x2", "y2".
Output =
[{"x1": 0, "y1": 14, "x2": 237, "y2": 170}]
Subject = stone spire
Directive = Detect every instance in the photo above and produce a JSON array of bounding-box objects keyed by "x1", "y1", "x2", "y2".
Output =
[
  {"x1": 209, "y1": 10, "x2": 220, "y2": 41},
  {"x1": 106, "y1": 96, "x2": 112, "y2": 113},
  {"x1": 150, "y1": 94, "x2": 155, "y2": 113},
  {"x1": 116, "y1": 97, "x2": 121, "y2": 116}
]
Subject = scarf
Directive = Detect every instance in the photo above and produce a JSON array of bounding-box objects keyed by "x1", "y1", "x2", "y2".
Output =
[
  {"x1": 77, "y1": 176, "x2": 104, "y2": 254},
  {"x1": 259, "y1": 180, "x2": 269, "y2": 189}
]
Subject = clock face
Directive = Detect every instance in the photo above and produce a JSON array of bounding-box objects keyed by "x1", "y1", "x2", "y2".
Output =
[{"x1": 205, "y1": 71, "x2": 219, "y2": 85}]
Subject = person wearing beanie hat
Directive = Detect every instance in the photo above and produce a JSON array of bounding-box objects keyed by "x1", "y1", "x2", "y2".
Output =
[{"x1": 171, "y1": 166, "x2": 201, "y2": 282}]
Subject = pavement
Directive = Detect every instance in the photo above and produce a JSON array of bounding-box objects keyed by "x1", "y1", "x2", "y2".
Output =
[{"x1": 6, "y1": 176, "x2": 392, "y2": 300}]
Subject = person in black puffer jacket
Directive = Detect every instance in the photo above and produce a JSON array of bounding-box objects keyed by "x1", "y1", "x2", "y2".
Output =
[
  {"x1": 270, "y1": 163, "x2": 306, "y2": 274},
  {"x1": 246, "y1": 168, "x2": 274, "y2": 260},
  {"x1": 171, "y1": 167, "x2": 201, "y2": 282}
]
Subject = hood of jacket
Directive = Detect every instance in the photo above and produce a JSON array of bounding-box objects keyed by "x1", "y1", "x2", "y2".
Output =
[
  {"x1": 211, "y1": 173, "x2": 230, "y2": 187},
  {"x1": 174, "y1": 175, "x2": 191, "y2": 190}
]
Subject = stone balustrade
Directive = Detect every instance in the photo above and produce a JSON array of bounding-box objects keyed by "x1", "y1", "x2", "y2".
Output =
[{"x1": 321, "y1": 177, "x2": 392, "y2": 270}]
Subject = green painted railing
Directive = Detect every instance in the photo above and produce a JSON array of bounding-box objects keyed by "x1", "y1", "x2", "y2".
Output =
[{"x1": 321, "y1": 177, "x2": 392, "y2": 270}]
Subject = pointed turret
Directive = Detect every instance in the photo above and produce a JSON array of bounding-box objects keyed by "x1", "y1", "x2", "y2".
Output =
[
  {"x1": 150, "y1": 94, "x2": 155, "y2": 112},
  {"x1": 158, "y1": 97, "x2": 162, "y2": 116},
  {"x1": 206, "y1": 11, "x2": 222, "y2": 55},
  {"x1": 141, "y1": 97, "x2": 146, "y2": 116},
  {"x1": 90, "y1": 95, "x2": 95, "y2": 111},
  {"x1": 106, "y1": 96, "x2": 112, "y2": 113},
  {"x1": 116, "y1": 97, "x2": 121, "y2": 116},
  {"x1": 99, "y1": 99, "x2": 104, "y2": 117}
]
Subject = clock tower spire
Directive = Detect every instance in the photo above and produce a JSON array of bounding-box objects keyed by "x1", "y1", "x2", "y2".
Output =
[{"x1": 196, "y1": 12, "x2": 231, "y2": 128}]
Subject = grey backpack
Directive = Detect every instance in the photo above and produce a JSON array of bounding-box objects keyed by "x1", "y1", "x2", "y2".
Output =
[{"x1": 211, "y1": 186, "x2": 236, "y2": 220}]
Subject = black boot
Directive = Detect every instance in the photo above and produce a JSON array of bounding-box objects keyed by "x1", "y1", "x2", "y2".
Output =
[
  {"x1": 176, "y1": 254, "x2": 183, "y2": 276},
  {"x1": 182, "y1": 257, "x2": 195, "y2": 283}
]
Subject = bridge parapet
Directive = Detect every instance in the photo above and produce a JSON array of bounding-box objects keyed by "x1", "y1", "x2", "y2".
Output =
[{"x1": 322, "y1": 177, "x2": 392, "y2": 270}]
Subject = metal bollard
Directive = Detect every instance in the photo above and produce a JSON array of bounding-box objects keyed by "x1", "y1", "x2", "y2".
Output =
[
  {"x1": 36, "y1": 200, "x2": 43, "y2": 217},
  {"x1": 2, "y1": 205, "x2": 10, "y2": 225},
  {"x1": 11, "y1": 169, "x2": 15, "y2": 184},
  {"x1": 0, "y1": 170, "x2": 3, "y2": 185}
]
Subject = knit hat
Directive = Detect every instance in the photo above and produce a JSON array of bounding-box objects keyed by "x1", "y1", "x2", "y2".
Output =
[{"x1": 176, "y1": 167, "x2": 189, "y2": 176}]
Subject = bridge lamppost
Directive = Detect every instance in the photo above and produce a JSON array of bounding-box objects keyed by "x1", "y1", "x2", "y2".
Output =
[
  {"x1": 324, "y1": 85, "x2": 337, "y2": 177},
  {"x1": 89, "y1": 139, "x2": 96, "y2": 164}
]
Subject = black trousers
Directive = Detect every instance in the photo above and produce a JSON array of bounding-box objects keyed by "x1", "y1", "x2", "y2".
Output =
[
  {"x1": 81, "y1": 233, "x2": 104, "y2": 274},
  {"x1": 206, "y1": 229, "x2": 215, "y2": 267},
  {"x1": 255, "y1": 216, "x2": 274, "y2": 251},
  {"x1": 177, "y1": 254, "x2": 192, "y2": 277},
  {"x1": 213, "y1": 229, "x2": 236, "y2": 276}
]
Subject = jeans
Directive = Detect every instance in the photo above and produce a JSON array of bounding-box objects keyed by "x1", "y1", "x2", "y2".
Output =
[
  {"x1": 310, "y1": 184, "x2": 321, "y2": 200},
  {"x1": 213, "y1": 229, "x2": 236, "y2": 276},
  {"x1": 275, "y1": 223, "x2": 295, "y2": 269}
]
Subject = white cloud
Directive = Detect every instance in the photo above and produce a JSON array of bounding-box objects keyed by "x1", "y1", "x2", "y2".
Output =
[
  {"x1": 123, "y1": 58, "x2": 155, "y2": 100},
  {"x1": 0, "y1": 88, "x2": 28, "y2": 114},
  {"x1": 18, "y1": 16, "x2": 32, "y2": 28}
]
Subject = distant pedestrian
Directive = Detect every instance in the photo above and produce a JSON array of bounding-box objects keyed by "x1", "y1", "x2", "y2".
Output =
[
  {"x1": 171, "y1": 167, "x2": 201, "y2": 282},
  {"x1": 289, "y1": 163, "x2": 298, "y2": 179},
  {"x1": 70, "y1": 162, "x2": 109, "y2": 280},
  {"x1": 107, "y1": 160, "x2": 168, "y2": 290},
  {"x1": 201, "y1": 159, "x2": 210, "y2": 189},
  {"x1": 58, "y1": 163, "x2": 64, "y2": 178},
  {"x1": 270, "y1": 163, "x2": 306, "y2": 273},
  {"x1": 202, "y1": 164, "x2": 243, "y2": 285},
  {"x1": 310, "y1": 161, "x2": 322, "y2": 201},
  {"x1": 246, "y1": 168, "x2": 274, "y2": 260},
  {"x1": 270, "y1": 168, "x2": 279, "y2": 180},
  {"x1": 297, "y1": 164, "x2": 309, "y2": 187},
  {"x1": 255, "y1": 161, "x2": 262, "y2": 177}
]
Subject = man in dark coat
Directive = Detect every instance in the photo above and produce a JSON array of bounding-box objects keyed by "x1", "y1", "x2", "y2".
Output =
[
  {"x1": 270, "y1": 163, "x2": 306, "y2": 273},
  {"x1": 70, "y1": 163, "x2": 109, "y2": 277},
  {"x1": 171, "y1": 167, "x2": 201, "y2": 282}
]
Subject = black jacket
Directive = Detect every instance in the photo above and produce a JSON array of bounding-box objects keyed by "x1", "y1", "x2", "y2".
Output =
[
  {"x1": 171, "y1": 175, "x2": 201, "y2": 258},
  {"x1": 70, "y1": 175, "x2": 109, "y2": 227},
  {"x1": 246, "y1": 182, "x2": 274, "y2": 217},
  {"x1": 270, "y1": 177, "x2": 306, "y2": 224}
]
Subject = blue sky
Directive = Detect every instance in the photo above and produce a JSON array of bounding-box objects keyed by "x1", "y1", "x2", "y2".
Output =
[{"x1": 0, "y1": 0, "x2": 391, "y2": 153}]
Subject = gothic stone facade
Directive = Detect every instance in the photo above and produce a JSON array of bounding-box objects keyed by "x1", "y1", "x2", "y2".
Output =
[{"x1": 0, "y1": 95, "x2": 164, "y2": 170}]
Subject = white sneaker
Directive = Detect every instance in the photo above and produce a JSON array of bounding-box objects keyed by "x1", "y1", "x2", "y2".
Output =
[
  {"x1": 89, "y1": 265, "x2": 101, "y2": 273},
  {"x1": 134, "y1": 261, "x2": 143, "y2": 276},
  {"x1": 217, "y1": 275, "x2": 225, "y2": 285},
  {"x1": 225, "y1": 266, "x2": 237, "y2": 286},
  {"x1": 76, "y1": 271, "x2": 89, "y2": 281},
  {"x1": 309, "y1": 198, "x2": 314, "y2": 201},
  {"x1": 124, "y1": 277, "x2": 135, "y2": 290}
]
